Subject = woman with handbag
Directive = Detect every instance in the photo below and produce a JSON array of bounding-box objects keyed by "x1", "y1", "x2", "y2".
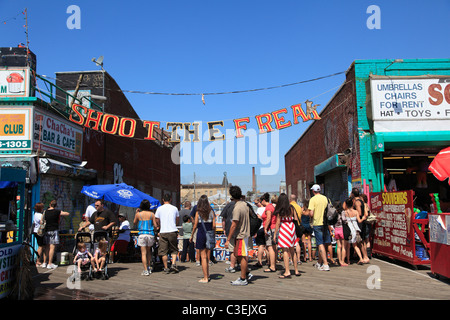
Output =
[
  {"x1": 190, "y1": 195, "x2": 216, "y2": 283},
  {"x1": 32, "y1": 202, "x2": 46, "y2": 267},
  {"x1": 343, "y1": 198, "x2": 365, "y2": 265},
  {"x1": 301, "y1": 200, "x2": 314, "y2": 262},
  {"x1": 333, "y1": 202, "x2": 348, "y2": 266}
]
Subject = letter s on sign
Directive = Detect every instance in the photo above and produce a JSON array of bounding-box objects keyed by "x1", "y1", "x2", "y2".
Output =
[{"x1": 428, "y1": 84, "x2": 443, "y2": 105}]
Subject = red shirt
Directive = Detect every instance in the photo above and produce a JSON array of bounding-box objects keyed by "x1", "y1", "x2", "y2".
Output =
[{"x1": 261, "y1": 204, "x2": 276, "y2": 230}]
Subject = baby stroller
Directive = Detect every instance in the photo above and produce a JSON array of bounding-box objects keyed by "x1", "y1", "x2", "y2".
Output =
[
  {"x1": 70, "y1": 232, "x2": 94, "y2": 282},
  {"x1": 92, "y1": 230, "x2": 110, "y2": 280}
]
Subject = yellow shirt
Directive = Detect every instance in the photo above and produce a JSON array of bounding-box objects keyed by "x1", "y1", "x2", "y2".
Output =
[
  {"x1": 308, "y1": 194, "x2": 328, "y2": 226},
  {"x1": 290, "y1": 201, "x2": 302, "y2": 220}
]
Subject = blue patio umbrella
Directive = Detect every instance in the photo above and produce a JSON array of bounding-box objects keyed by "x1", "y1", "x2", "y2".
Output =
[{"x1": 81, "y1": 183, "x2": 160, "y2": 209}]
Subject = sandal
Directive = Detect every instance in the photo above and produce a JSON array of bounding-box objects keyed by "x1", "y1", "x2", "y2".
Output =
[
  {"x1": 264, "y1": 268, "x2": 276, "y2": 273},
  {"x1": 295, "y1": 272, "x2": 301, "y2": 277},
  {"x1": 279, "y1": 274, "x2": 291, "y2": 279}
]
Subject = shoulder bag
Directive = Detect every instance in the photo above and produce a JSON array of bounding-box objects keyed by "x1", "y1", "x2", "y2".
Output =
[
  {"x1": 291, "y1": 205, "x2": 305, "y2": 238},
  {"x1": 37, "y1": 211, "x2": 47, "y2": 237}
]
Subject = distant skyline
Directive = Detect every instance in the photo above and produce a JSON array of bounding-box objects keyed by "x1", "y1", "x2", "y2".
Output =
[{"x1": 1, "y1": 1, "x2": 449, "y2": 193}]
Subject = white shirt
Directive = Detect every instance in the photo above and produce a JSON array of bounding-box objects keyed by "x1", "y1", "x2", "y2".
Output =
[
  {"x1": 85, "y1": 204, "x2": 96, "y2": 231},
  {"x1": 256, "y1": 206, "x2": 265, "y2": 229},
  {"x1": 155, "y1": 203, "x2": 179, "y2": 233},
  {"x1": 117, "y1": 220, "x2": 130, "y2": 241},
  {"x1": 33, "y1": 212, "x2": 43, "y2": 233}
]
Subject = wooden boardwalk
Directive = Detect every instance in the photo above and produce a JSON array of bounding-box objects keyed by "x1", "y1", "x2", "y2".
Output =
[{"x1": 31, "y1": 256, "x2": 450, "y2": 301}]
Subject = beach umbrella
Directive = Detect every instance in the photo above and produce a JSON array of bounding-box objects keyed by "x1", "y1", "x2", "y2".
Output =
[
  {"x1": 81, "y1": 183, "x2": 160, "y2": 209},
  {"x1": 429, "y1": 146, "x2": 450, "y2": 185}
]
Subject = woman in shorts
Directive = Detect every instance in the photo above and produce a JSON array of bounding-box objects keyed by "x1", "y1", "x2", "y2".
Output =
[
  {"x1": 134, "y1": 199, "x2": 157, "y2": 276},
  {"x1": 43, "y1": 200, "x2": 70, "y2": 269},
  {"x1": 333, "y1": 202, "x2": 348, "y2": 266}
]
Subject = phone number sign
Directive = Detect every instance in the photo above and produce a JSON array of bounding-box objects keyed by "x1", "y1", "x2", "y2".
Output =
[{"x1": 0, "y1": 107, "x2": 33, "y2": 154}]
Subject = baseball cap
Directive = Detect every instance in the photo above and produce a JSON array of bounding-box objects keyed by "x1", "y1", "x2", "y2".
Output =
[
  {"x1": 310, "y1": 184, "x2": 321, "y2": 192},
  {"x1": 118, "y1": 212, "x2": 127, "y2": 218}
]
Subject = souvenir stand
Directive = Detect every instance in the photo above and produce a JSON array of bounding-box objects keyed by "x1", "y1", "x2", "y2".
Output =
[
  {"x1": 370, "y1": 190, "x2": 430, "y2": 267},
  {"x1": 0, "y1": 167, "x2": 27, "y2": 299},
  {"x1": 428, "y1": 194, "x2": 450, "y2": 279}
]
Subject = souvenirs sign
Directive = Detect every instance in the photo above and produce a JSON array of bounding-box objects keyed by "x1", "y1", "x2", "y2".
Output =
[
  {"x1": 370, "y1": 190, "x2": 425, "y2": 265},
  {"x1": 68, "y1": 100, "x2": 321, "y2": 142}
]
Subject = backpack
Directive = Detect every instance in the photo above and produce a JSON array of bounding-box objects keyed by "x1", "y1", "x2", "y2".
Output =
[
  {"x1": 247, "y1": 202, "x2": 261, "y2": 237},
  {"x1": 323, "y1": 198, "x2": 338, "y2": 226}
]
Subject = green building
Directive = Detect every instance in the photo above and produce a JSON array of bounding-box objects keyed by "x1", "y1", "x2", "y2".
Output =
[{"x1": 285, "y1": 58, "x2": 450, "y2": 209}]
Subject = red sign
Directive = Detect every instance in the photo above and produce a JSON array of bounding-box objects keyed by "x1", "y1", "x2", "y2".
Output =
[{"x1": 370, "y1": 191, "x2": 417, "y2": 264}]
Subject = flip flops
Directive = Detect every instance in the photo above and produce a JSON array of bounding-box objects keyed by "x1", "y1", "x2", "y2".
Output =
[
  {"x1": 263, "y1": 268, "x2": 276, "y2": 273},
  {"x1": 279, "y1": 274, "x2": 291, "y2": 279}
]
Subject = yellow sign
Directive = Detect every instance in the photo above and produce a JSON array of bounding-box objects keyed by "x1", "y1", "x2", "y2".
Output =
[{"x1": 0, "y1": 114, "x2": 25, "y2": 137}]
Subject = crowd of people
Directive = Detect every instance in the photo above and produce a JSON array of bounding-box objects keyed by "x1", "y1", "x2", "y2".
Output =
[{"x1": 32, "y1": 184, "x2": 374, "y2": 286}]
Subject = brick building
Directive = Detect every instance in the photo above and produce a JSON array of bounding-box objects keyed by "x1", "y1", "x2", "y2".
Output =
[
  {"x1": 285, "y1": 59, "x2": 450, "y2": 208},
  {"x1": 0, "y1": 47, "x2": 180, "y2": 236},
  {"x1": 55, "y1": 70, "x2": 180, "y2": 217}
]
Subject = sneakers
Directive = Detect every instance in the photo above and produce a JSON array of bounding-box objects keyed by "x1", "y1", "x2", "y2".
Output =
[
  {"x1": 312, "y1": 262, "x2": 330, "y2": 271},
  {"x1": 47, "y1": 263, "x2": 58, "y2": 269},
  {"x1": 318, "y1": 264, "x2": 330, "y2": 271},
  {"x1": 225, "y1": 266, "x2": 236, "y2": 273},
  {"x1": 230, "y1": 277, "x2": 248, "y2": 286},
  {"x1": 170, "y1": 265, "x2": 179, "y2": 273},
  {"x1": 41, "y1": 263, "x2": 47, "y2": 268},
  {"x1": 141, "y1": 270, "x2": 150, "y2": 276}
]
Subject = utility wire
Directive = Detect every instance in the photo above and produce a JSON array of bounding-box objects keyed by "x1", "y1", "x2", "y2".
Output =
[{"x1": 37, "y1": 71, "x2": 345, "y2": 96}]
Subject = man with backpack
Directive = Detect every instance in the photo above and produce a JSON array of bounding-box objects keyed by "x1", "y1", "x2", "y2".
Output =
[{"x1": 308, "y1": 184, "x2": 331, "y2": 271}]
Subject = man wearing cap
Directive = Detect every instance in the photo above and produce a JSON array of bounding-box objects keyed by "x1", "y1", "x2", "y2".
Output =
[
  {"x1": 110, "y1": 212, "x2": 131, "y2": 263},
  {"x1": 308, "y1": 184, "x2": 331, "y2": 271}
]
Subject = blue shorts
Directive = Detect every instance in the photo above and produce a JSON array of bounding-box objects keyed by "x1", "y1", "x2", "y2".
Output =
[{"x1": 313, "y1": 225, "x2": 331, "y2": 246}]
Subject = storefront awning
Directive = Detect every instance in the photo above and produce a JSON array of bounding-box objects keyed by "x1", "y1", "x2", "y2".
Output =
[
  {"x1": 39, "y1": 158, "x2": 96, "y2": 180},
  {"x1": 314, "y1": 154, "x2": 347, "y2": 178}
]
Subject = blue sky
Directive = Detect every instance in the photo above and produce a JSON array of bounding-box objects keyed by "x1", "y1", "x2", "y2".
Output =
[{"x1": 1, "y1": 0, "x2": 449, "y2": 192}]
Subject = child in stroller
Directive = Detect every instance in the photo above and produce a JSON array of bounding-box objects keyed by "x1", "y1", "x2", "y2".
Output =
[
  {"x1": 93, "y1": 230, "x2": 110, "y2": 280},
  {"x1": 71, "y1": 232, "x2": 94, "y2": 281},
  {"x1": 74, "y1": 242, "x2": 95, "y2": 273},
  {"x1": 94, "y1": 240, "x2": 108, "y2": 272}
]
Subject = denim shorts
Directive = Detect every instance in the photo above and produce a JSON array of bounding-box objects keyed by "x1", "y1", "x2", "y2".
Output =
[
  {"x1": 313, "y1": 225, "x2": 331, "y2": 246},
  {"x1": 44, "y1": 230, "x2": 60, "y2": 245}
]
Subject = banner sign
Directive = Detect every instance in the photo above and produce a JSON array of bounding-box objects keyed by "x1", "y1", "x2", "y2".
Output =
[
  {"x1": 369, "y1": 77, "x2": 450, "y2": 132},
  {"x1": 0, "y1": 107, "x2": 33, "y2": 154},
  {"x1": 370, "y1": 190, "x2": 417, "y2": 264},
  {"x1": 34, "y1": 109, "x2": 83, "y2": 161},
  {"x1": 68, "y1": 100, "x2": 321, "y2": 142},
  {"x1": 0, "y1": 244, "x2": 21, "y2": 299}
]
